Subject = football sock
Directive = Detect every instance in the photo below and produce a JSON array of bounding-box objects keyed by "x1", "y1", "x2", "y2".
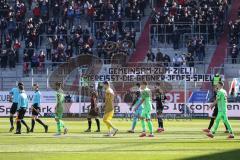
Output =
[
  {"x1": 208, "y1": 118, "x2": 215, "y2": 130},
  {"x1": 60, "y1": 120, "x2": 65, "y2": 128},
  {"x1": 16, "y1": 121, "x2": 21, "y2": 133},
  {"x1": 224, "y1": 123, "x2": 228, "y2": 131},
  {"x1": 10, "y1": 116, "x2": 14, "y2": 127},
  {"x1": 95, "y1": 119, "x2": 100, "y2": 130},
  {"x1": 132, "y1": 117, "x2": 138, "y2": 130},
  {"x1": 147, "y1": 121, "x2": 153, "y2": 134},
  {"x1": 87, "y1": 118, "x2": 92, "y2": 130},
  {"x1": 141, "y1": 119, "x2": 146, "y2": 132},
  {"x1": 31, "y1": 119, "x2": 35, "y2": 130},
  {"x1": 57, "y1": 122, "x2": 61, "y2": 133},
  {"x1": 158, "y1": 117, "x2": 163, "y2": 128},
  {"x1": 21, "y1": 119, "x2": 29, "y2": 129},
  {"x1": 36, "y1": 119, "x2": 46, "y2": 127}
]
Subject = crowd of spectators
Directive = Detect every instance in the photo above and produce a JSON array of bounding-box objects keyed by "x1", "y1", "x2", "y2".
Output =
[
  {"x1": 146, "y1": 48, "x2": 195, "y2": 67},
  {"x1": 150, "y1": 0, "x2": 230, "y2": 48},
  {"x1": 0, "y1": 0, "x2": 237, "y2": 71},
  {"x1": 187, "y1": 36, "x2": 205, "y2": 62},
  {"x1": 228, "y1": 16, "x2": 240, "y2": 64},
  {"x1": 0, "y1": 0, "x2": 148, "y2": 71},
  {"x1": 147, "y1": 35, "x2": 205, "y2": 67}
]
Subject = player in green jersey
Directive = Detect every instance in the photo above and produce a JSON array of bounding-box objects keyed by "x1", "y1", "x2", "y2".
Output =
[
  {"x1": 135, "y1": 81, "x2": 154, "y2": 137},
  {"x1": 206, "y1": 81, "x2": 234, "y2": 139},
  {"x1": 54, "y1": 82, "x2": 68, "y2": 136}
]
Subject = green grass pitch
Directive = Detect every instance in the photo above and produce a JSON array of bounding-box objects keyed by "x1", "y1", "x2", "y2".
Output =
[{"x1": 0, "y1": 118, "x2": 240, "y2": 160}]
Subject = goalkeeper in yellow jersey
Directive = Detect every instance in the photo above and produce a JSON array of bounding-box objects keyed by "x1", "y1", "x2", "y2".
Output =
[{"x1": 103, "y1": 81, "x2": 118, "y2": 137}]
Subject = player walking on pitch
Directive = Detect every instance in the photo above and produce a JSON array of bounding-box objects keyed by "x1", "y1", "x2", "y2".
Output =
[
  {"x1": 103, "y1": 81, "x2": 118, "y2": 137},
  {"x1": 30, "y1": 84, "x2": 48, "y2": 133},
  {"x1": 54, "y1": 82, "x2": 68, "y2": 136},
  {"x1": 128, "y1": 90, "x2": 142, "y2": 133},
  {"x1": 15, "y1": 85, "x2": 30, "y2": 134},
  {"x1": 84, "y1": 91, "x2": 101, "y2": 132},
  {"x1": 136, "y1": 81, "x2": 154, "y2": 137},
  {"x1": 206, "y1": 81, "x2": 234, "y2": 139},
  {"x1": 9, "y1": 82, "x2": 23, "y2": 132},
  {"x1": 154, "y1": 88, "x2": 167, "y2": 133},
  {"x1": 203, "y1": 86, "x2": 228, "y2": 133}
]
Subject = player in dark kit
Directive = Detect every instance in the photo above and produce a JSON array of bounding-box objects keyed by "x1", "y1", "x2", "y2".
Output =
[
  {"x1": 85, "y1": 91, "x2": 101, "y2": 132},
  {"x1": 9, "y1": 82, "x2": 23, "y2": 132},
  {"x1": 15, "y1": 85, "x2": 30, "y2": 134},
  {"x1": 203, "y1": 86, "x2": 228, "y2": 133},
  {"x1": 154, "y1": 88, "x2": 167, "y2": 133},
  {"x1": 30, "y1": 84, "x2": 48, "y2": 133}
]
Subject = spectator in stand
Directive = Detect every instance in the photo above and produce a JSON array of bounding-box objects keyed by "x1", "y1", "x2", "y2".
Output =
[
  {"x1": 0, "y1": 18, "x2": 7, "y2": 42},
  {"x1": 185, "y1": 53, "x2": 195, "y2": 67},
  {"x1": 40, "y1": 0, "x2": 49, "y2": 22},
  {"x1": 228, "y1": 21, "x2": 239, "y2": 45},
  {"x1": 195, "y1": 37, "x2": 205, "y2": 62},
  {"x1": 172, "y1": 29, "x2": 180, "y2": 50},
  {"x1": 23, "y1": 53, "x2": 30, "y2": 74},
  {"x1": 231, "y1": 44, "x2": 239, "y2": 64},
  {"x1": 32, "y1": 3, "x2": 41, "y2": 20},
  {"x1": 13, "y1": 39, "x2": 21, "y2": 62},
  {"x1": 31, "y1": 52, "x2": 39, "y2": 69},
  {"x1": 228, "y1": 19, "x2": 240, "y2": 64},
  {"x1": 46, "y1": 38, "x2": 52, "y2": 60},
  {"x1": 38, "y1": 50, "x2": 45, "y2": 70},
  {"x1": 156, "y1": 49, "x2": 164, "y2": 64},
  {"x1": 8, "y1": 49, "x2": 16, "y2": 69},
  {"x1": 67, "y1": 6, "x2": 75, "y2": 28},
  {"x1": 0, "y1": 49, "x2": 8, "y2": 69},
  {"x1": 65, "y1": 45, "x2": 73, "y2": 59},
  {"x1": 147, "y1": 50, "x2": 155, "y2": 62},
  {"x1": 173, "y1": 53, "x2": 180, "y2": 67},
  {"x1": 163, "y1": 54, "x2": 171, "y2": 67},
  {"x1": 5, "y1": 35, "x2": 12, "y2": 49},
  {"x1": 24, "y1": 42, "x2": 34, "y2": 60}
]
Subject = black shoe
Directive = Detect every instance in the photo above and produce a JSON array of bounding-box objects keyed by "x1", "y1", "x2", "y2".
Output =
[
  {"x1": 9, "y1": 127, "x2": 14, "y2": 132},
  {"x1": 95, "y1": 129, "x2": 100, "y2": 132},
  {"x1": 84, "y1": 129, "x2": 91, "y2": 132},
  {"x1": 26, "y1": 127, "x2": 30, "y2": 133},
  {"x1": 64, "y1": 128, "x2": 68, "y2": 135},
  {"x1": 44, "y1": 125, "x2": 48, "y2": 133},
  {"x1": 14, "y1": 132, "x2": 21, "y2": 134},
  {"x1": 29, "y1": 129, "x2": 33, "y2": 133}
]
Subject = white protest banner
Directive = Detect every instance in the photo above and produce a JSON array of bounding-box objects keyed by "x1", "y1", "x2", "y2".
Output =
[{"x1": 1, "y1": 103, "x2": 240, "y2": 117}]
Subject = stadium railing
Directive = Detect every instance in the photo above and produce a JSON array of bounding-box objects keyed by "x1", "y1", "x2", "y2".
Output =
[
  {"x1": 149, "y1": 23, "x2": 220, "y2": 48},
  {"x1": 224, "y1": 58, "x2": 240, "y2": 64},
  {"x1": 92, "y1": 20, "x2": 142, "y2": 33},
  {"x1": 224, "y1": 47, "x2": 240, "y2": 63},
  {"x1": 0, "y1": 59, "x2": 208, "y2": 90}
]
